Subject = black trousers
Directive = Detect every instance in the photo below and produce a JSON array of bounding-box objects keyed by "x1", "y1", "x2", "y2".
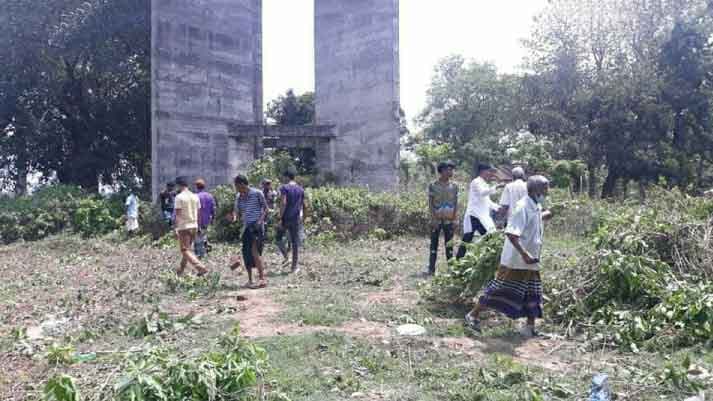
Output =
[
  {"x1": 428, "y1": 222, "x2": 455, "y2": 274},
  {"x1": 456, "y1": 216, "x2": 488, "y2": 259}
]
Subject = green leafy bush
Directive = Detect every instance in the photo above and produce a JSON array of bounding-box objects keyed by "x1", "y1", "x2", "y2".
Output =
[
  {"x1": 307, "y1": 187, "x2": 430, "y2": 238},
  {"x1": 209, "y1": 185, "x2": 431, "y2": 243},
  {"x1": 547, "y1": 188, "x2": 713, "y2": 350},
  {"x1": 423, "y1": 232, "x2": 504, "y2": 304},
  {"x1": 71, "y1": 197, "x2": 121, "y2": 237},
  {"x1": 0, "y1": 185, "x2": 151, "y2": 243},
  {"x1": 0, "y1": 185, "x2": 83, "y2": 243},
  {"x1": 211, "y1": 185, "x2": 242, "y2": 243}
]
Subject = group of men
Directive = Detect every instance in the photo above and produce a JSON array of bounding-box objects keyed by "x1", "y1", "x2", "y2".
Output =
[
  {"x1": 157, "y1": 178, "x2": 216, "y2": 259},
  {"x1": 156, "y1": 170, "x2": 305, "y2": 289},
  {"x1": 427, "y1": 161, "x2": 552, "y2": 337},
  {"x1": 130, "y1": 160, "x2": 550, "y2": 335}
]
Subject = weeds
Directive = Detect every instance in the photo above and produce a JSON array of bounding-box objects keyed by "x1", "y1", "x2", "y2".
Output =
[
  {"x1": 160, "y1": 271, "x2": 222, "y2": 297},
  {"x1": 45, "y1": 343, "x2": 76, "y2": 365},
  {"x1": 114, "y1": 326, "x2": 267, "y2": 401},
  {"x1": 43, "y1": 375, "x2": 80, "y2": 401},
  {"x1": 127, "y1": 308, "x2": 200, "y2": 338}
]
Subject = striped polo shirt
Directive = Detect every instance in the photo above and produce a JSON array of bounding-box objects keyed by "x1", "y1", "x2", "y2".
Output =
[{"x1": 235, "y1": 188, "x2": 266, "y2": 224}]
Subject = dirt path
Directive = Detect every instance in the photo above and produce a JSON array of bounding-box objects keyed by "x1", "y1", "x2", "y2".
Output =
[{"x1": 160, "y1": 285, "x2": 575, "y2": 373}]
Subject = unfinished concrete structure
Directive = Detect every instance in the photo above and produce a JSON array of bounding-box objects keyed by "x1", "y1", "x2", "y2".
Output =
[
  {"x1": 151, "y1": 0, "x2": 400, "y2": 197},
  {"x1": 315, "y1": 0, "x2": 400, "y2": 190}
]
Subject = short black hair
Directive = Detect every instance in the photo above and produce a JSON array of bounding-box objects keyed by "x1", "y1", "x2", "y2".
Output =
[
  {"x1": 167, "y1": 182, "x2": 175, "y2": 188},
  {"x1": 175, "y1": 176, "x2": 189, "y2": 187},
  {"x1": 234, "y1": 174, "x2": 249, "y2": 186},
  {"x1": 476, "y1": 163, "x2": 494, "y2": 175},
  {"x1": 437, "y1": 160, "x2": 456, "y2": 173},
  {"x1": 283, "y1": 168, "x2": 297, "y2": 180}
]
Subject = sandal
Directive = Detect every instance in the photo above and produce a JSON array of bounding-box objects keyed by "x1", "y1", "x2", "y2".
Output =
[{"x1": 464, "y1": 313, "x2": 482, "y2": 333}]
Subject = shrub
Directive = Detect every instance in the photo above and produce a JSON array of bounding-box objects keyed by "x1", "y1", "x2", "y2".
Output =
[
  {"x1": 72, "y1": 197, "x2": 121, "y2": 238},
  {"x1": 307, "y1": 187, "x2": 430, "y2": 239},
  {"x1": 0, "y1": 185, "x2": 83, "y2": 244},
  {"x1": 211, "y1": 185, "x2": 242, "y2": 243},
  {"x1": 547, "y1": 188, "x2": 713, "y2": 350},
  {"x1": 423, "y1": 232, "x2": 504, "y2": 304}
]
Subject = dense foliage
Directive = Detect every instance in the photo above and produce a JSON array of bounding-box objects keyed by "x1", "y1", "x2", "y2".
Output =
[
  {"x1": 0, "y1": 185, "x2": 141, "y2": 243},
  {"x1": 423, "y1": 187, "x2": 713, "y2": 350},
  {"x1": 550, "y1": 190, "x2": 713, "y2": 350},
  {"x1": 0, "y1": 0, "x2": 150, "y2": 193},
  {"x1": 423, "y1": 232, "x2": 504, "y2": 304},
  {"x1": 414, "y1": 0, "x2": 713, "y2": 197},
  {"x1": 265, "y1": 90, "x2": 315, "y2": 126}
]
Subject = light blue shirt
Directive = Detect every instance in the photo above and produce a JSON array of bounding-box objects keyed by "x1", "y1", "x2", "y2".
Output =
[{"x1": 125, "y1": 194, "x2": 139, "y2": 219}]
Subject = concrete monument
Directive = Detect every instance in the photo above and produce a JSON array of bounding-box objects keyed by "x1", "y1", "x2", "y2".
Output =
[{"x1": 151, "y1": 0, "x2": 400, "y2": 197}]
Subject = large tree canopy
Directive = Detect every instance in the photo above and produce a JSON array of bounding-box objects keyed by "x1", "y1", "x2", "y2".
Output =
[{"x1": 0, "y1": 0, "x2": 150, "y2": 193}]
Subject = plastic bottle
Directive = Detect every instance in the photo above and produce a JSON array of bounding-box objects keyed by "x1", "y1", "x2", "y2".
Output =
[{"x1": 589, "y1": 373, "x2": 611, "y2": 401}]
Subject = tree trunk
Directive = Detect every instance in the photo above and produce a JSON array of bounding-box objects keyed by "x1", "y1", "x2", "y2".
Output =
[
  {"x1": 638, "y1": 180, "x2": 647, "y2": 203},
  {"x1": 14, "y1": 163, "x2": 28, "y2": 196},
  {"x1": 601, "y1": 168, "x2": 619, "y2": 198},
  {"x1": 587, "y1": 162, "x2": 598, "y2": 198}
]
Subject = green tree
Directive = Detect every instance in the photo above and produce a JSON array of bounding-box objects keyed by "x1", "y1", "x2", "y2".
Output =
[
  {"x1": 266, "y1": 89, "x2": 315, "y2": 126},
  {"x1": 417, "y1": 56, "x2": 520, "y2": 169},
  {"x1": 0, "y1": 0, "x2": 150, "y2": 193},
  {"x1": 523, "y1": 0, "x2": 713, "y2": 197}
]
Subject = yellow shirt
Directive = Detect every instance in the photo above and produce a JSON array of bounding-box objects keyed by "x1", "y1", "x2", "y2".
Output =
[{"x1": 174, "y1": 190, "x2": 200, "y2": 231}]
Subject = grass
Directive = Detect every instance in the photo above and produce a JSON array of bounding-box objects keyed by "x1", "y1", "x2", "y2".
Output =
[{"x1": 0, "y1": 230, "x2": 711, "y2": 401}]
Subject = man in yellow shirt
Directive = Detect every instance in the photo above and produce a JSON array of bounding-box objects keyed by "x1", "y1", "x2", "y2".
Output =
[{"x1": 174, "y1": 176, "x2": 208, "y2": 276}]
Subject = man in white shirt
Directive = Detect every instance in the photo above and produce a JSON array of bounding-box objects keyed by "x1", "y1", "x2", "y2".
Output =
[
  {"x1": 124, "y1": 191, "x2": 139, "y2": 235},
  {"x1": 465, "y1": 175, "x2": 553, "y2": 337},
  {"x1": 456, "y1": 163, "x2": 501, "y2": 259},
  {"x1": 499, "y1": 167, "x2": 528, "y2": 221}
]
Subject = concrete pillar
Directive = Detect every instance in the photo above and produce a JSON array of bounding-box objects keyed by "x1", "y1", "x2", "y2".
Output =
[
  {"x1": 314, "y1": 0, "x2": 401, "y2": 191},
  {"x1": 151, "y1": 0, "x2": 262, "y2": 198}
]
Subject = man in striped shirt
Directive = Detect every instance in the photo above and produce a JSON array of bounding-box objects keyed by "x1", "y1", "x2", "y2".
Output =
[{"x1": 230, "y1": 174, "x2": 268, "y2": 288}]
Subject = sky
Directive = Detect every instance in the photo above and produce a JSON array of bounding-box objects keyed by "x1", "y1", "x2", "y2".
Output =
[{"x1": 263, "y1": 0, "x2": 548, "y2": 125}]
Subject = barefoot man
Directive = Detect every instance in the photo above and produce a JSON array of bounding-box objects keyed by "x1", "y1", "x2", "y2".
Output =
[
  {"x1": 230, "y1": 174, "x2": 268, "y2": 289},
  {"x1": 465, "y1": 175, "x2": 553, "y2": 337},
  {"x1": 174, "y1": 176, "x2": 208, "y2": 276}
]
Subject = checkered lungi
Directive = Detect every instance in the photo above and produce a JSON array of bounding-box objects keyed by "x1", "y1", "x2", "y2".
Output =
[{"x1": 478, "y1": 266, "x2": 543, "y2": 319}]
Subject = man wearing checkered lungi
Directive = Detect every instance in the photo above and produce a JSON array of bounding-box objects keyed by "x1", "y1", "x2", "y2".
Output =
[{"x1": 465, "y1": 175, "x2": 553, "y2": 337}]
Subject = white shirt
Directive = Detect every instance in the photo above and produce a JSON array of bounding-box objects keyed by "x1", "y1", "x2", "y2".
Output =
[
  {"x1": 125, "y1": 194, "x2": 139, "y2": 219},
  {"x1": 463, "y1": 176, "x2": 500, "y2": 234},
  {"x1": 499, "y1": 179, "x2": 528, "y2": 218},
  {"x1": 500, "y1": 196, "x2": 544, "y2": 271}
]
